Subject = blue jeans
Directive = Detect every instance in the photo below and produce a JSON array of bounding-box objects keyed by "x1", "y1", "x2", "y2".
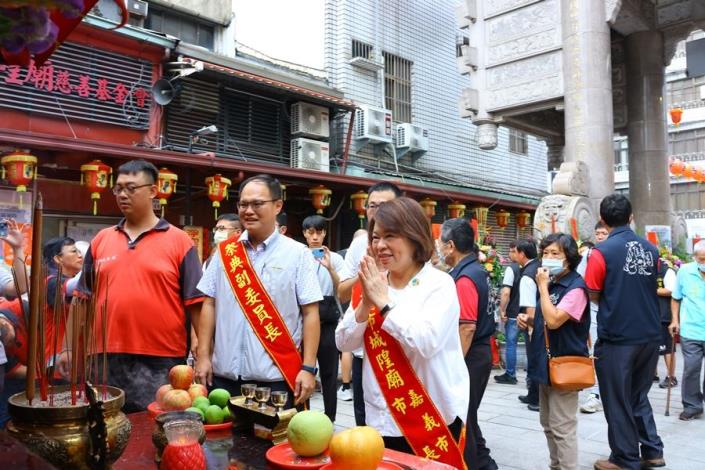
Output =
[{"x1": 505, "y1": 319, "x2": 525, "y2": 378}]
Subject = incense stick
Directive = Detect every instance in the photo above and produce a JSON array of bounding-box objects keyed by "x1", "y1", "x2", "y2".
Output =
[{"x1": 25, "y1": 193, "x2": 44, "y2": 405}]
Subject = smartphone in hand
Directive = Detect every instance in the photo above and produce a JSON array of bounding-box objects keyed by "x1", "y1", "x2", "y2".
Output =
[
  {"x1": 312, "y1": 248, "x2": 325, "y2": 260},
  {"x1": 0, "y1": 221, "x2": 8, "y2": 238}
]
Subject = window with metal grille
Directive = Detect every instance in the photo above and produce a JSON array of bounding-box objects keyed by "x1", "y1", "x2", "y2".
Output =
[
  {"x1": 456, "y1": 35, "x2": 469, "y2": 58},
  {"x1": 352, "y1": 39, "x2": 373, "y2": 59},
  {"x1": 383, "y1": 52, "x2": 412, "y2": 123},
  {"x1": 146, "y1": 7, "x2": 214, "y2": 50},
  {"x1": 509, "y1": 128, "x2": 528, "y2": 155}
]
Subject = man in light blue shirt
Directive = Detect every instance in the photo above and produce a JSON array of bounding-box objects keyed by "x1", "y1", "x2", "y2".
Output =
[
  {"x1": 670, "y1": 240, "x2": 705, "y2": 421},
  {"x1": 195, "y1": 175, "x2": 323, "y2": 408}
]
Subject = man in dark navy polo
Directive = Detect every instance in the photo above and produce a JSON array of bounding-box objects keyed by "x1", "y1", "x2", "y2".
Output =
[
  {"x1": 441, "y1": 218, "x2": 498, "y2": 470},
  {"x1": 585, "y1": 194, "x2": 665, "y2": 470}
]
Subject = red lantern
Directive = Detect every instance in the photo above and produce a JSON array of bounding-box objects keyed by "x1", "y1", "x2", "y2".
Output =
[
  {"x1": 683, "y1": 163, "x2": 696, "y2": 179},
  {"x1": 80, "y1": 159, "x2": 113, "y2": 215},
  {"x1": 448, "y1": 202, "x2": 466, "y2": 219},
  {"x1": 350, "y1": 191, "x2": 368, "y2": 228},
  {"x1": 205, "y1": 174, "x2": 232, "y2": 219},
  {"x1": 670, "y1": 159, "x2": 685, "y2": 176},
  {"x1": 1, "y1": 151, "x2": 37, "y2": 205},
  {"x1": 156, "y1": 167, "x2": 178, "y2": 217},
  {"x1": 516, "y1": 211, "x2": 531, "y2": 229},
  {"x1": 669, "y1": 108, "x2": 683, "y2": 127},
  {"x1": 419, "y1": 198, "x2": 437, "y2": 219},
  {"x1": 496, "y1": 209, "x2": 510, "y2": 229},
  {"x1": 309, "y1": 185, "x2": 332, "y2": 214},
  {"x1": 695, "y1": 167, "x2": 705, "y2": 184}
]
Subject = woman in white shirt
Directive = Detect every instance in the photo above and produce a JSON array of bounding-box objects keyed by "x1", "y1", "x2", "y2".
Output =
[{"x1": 335, "y1": 197, "x2": 469, "y2": 462}]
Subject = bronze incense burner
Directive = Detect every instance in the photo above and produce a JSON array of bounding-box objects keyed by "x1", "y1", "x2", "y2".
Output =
[{"x1": 6, "y1": 385, "x2": 131, "y2": 470}]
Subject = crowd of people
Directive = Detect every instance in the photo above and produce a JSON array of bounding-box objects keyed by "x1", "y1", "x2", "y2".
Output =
[{"x1": 0, "y1": 159, "x2": 704, "y2": 470}]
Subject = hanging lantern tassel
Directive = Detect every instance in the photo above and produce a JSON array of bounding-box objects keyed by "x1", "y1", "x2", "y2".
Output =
[
  {"x1": 156, "y1": 167, "x2": 178, "y2": 218},
  {"x1": 2, "y1": 152, "x2": 38, "y2": 209},
  {"x1": 205, "y1": 174, "x2": 232, "y2": 220}
]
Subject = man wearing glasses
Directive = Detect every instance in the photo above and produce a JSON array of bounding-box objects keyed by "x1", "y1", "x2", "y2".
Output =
[
  {"x1": 77, "y1": 159, "x2": 205, "y2": 412},
  {"x1": 195, "y1": 174, "x2": 322, "y2": 409}
]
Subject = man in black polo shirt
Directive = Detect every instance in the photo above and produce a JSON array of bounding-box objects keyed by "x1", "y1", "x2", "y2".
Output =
[
  {"x1": 495, "y1": 242, "x2": 523, "y2": 385},
  {"x1": 514, "y1": 239, "x2": 540, "y2": 411},
  {"x1": 440, "y1": 218, "x2": 498, "y2": 470},
  {"x1": 585, "y1": 194, "x2": 665, "y2": 470}
]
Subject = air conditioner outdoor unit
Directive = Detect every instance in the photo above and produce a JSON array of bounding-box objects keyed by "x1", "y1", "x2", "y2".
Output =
[
  {"x1": 354, "y1": 105, "x2": 393, "y2": 144},
  {"x1": 395, "y1": 123, "x2": 429, "y2": 153},
  {"x1": 291, "y1": 138, "x2": 330, "y2": 172},
  {"x1": 291, "y1": 102, "x2": 330, "y2": 138}
]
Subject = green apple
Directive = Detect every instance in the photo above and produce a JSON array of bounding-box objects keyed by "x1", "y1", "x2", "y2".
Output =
[
  {"x1": 185, "y1": 407, "x2": 205, "y2": 421},
  {"x1": 192, "y1": 396, "x2": 210, "y2": 413},
  {"x1": 208, "y1": 388, "x2": 231, "y2": 408},
  {"x1": 204, "y1": 405, "x2": 225, "y2": 425}
]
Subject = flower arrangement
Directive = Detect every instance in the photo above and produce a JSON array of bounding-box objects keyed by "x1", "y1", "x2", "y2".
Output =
[
  {"x1": 477, "y1": 233, "x2": 506, "y2": 288},
  {"x1": 659, "y1": 246, "x2": 684, "y2": 270}
]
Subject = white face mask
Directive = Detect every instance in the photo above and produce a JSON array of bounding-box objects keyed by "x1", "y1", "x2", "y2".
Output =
[
  {"x1": 542, "y1": 258, "x2": 565, "y2": 276},
  {"x1": 213, "y1": 231, "x2": 230, "y2": 244}
]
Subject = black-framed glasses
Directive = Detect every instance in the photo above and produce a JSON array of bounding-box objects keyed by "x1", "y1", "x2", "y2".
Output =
[
  {"x1": 213, "y1": 226, "x2": 240, "y2": 233},
  {"x1": 237, "y1": 200, "x2": 277, "y2": 210},
  {"x1": 112, "y1": 183, "x2": 153, "y2": 196}
]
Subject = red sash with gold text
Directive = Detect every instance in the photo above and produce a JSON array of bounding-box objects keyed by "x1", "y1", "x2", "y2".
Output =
[
  {"x1": 352, "y1": 283, "x2": 466, "y2": 469},
  {"x1": 220, "y1": 240, "x2": 301, "y2": 391}
]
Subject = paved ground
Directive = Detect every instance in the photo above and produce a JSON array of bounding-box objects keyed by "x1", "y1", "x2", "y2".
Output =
[{"x1": 310, "y1": 349, "x2": 705, "y2": 470}]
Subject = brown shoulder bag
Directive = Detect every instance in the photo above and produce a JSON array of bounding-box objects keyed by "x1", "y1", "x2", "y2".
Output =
[{"x1": 544, "y1": 323, "x2": 595, "y2": 391}]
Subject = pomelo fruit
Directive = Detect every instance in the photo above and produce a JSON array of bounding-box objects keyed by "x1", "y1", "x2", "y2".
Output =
[
  {"x1": 204, "y1": 405, "x2": 225, "y2": 425},
  {"x1": 286, "y1": 410, "x2": 334, "y2": 457},
  {"x1": 328, "y1": 426, "x2": 384, "y2": 470},
  {"x1": 185, "y1": 407, "x2": 205, "y2": 421},
  {"x1": 208, "y1": 388, "x2": 231, "y2": 408}
]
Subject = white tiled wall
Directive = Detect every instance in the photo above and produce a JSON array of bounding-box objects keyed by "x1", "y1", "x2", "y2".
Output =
[{"x1": 324, "y1": 0, "x2": 548, "y2": 195}]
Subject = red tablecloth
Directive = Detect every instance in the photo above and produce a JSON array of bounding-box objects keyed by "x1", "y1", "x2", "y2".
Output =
[{"x1": 116, "y1": 412, "x2": 457, "y2": 470}]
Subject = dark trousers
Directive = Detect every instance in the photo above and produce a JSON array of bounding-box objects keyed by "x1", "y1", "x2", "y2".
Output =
[
  {"x1": 352, "y1": 355, "x2": 366, "y2": 426},
  {"x1": 317, "y1": 323, "x2": 339, "y2": 422},
  {"x1": 595, "y1": 341, "x2": 663, "y2": 470},
  {"x1": 464, "y1": 338, "x2": 497, "y2": 470},
  {"x1": 383, "y1": 416, "x2": 463, "y2": 455},
  {"x1": 107, "y1": 353, "x2": 184, "y2": 413},
  {"x1": 681, "y1": 337, "x2": 705, "y2": 414},
  {"x1": 525, "y1": 338, "x2": 539, "y2": 405},
  {"x1": 211, "y1": 375, "x2": 296, "y2": 410}
]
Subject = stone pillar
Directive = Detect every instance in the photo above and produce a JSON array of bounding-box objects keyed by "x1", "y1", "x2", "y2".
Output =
[
  {"x1": 560, "y1": 0, "x2": 614, "y2": 207},
  {"x1": 625, "y1": 31, "x2": 671, "y2": 231}
]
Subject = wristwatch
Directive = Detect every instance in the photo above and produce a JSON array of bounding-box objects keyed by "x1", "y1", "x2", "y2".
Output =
[
  {"x1": 301, "y1": 364, "x2": 318, "y2": 375},
  {"x1": 380, "y1": 301, "x2": 397, "y2": 316}
]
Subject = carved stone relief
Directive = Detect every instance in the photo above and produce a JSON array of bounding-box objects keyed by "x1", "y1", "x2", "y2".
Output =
[
  {"x1": 533, "y1": 194, "x2": 597, "y2": 241},
  {"x1": 485, "y1": 0, "x2": 541, "y2": 19},
  {"x1": 486, "y1": 51, "x2": 563, "y2": 110},
  {"x1": 486, "y1": 0, "x2": 561, "y2": 66},
  {"x1": 552, "y1": 161, "x2": 590, "y2": 197}
]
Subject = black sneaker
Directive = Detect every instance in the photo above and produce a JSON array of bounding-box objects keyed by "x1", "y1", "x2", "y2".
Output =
[
  {"x1": 527, "y1": 403, "x2": 539, "y2": 412},
  {"x1": 518, "y1": 395, "x2": 537, "y2": 406},
  {"x1": 494, "y1": 373, "x2": 518, "y2": 384},
  {"x1": 658, "y1": 377, "x2": 678, "y2": 389},
  {"x1": 653, "y1": 375, "x2": 659, "y2": 382}
]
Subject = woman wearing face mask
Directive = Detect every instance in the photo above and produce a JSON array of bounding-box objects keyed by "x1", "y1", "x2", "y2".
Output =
[
  {"x1": 203, "y1": 214, "x2": 242, "y2": 271},
  {"x1": 523, "y1": 232, "x2": 590, "y2": 470}
]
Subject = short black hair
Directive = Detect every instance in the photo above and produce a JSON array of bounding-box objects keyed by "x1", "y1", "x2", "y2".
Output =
[
  {"x1": 440, "y1": 218, "x2": 475, "y2": 253},
  {"x1": 368, "y1": 181, "x2": 402, "y2": 198},
  {"x1": 580, "y1": 241, "x2": 595, "y2": 249},
  {"x1": 512, "y1": 238, "x2": 537, "y2": 259},
  {"x1": 239, "y1": 174, "x2": 282, "y2": 200},
  {"x1": 302, "y1": 215, "x2": 327, "y2": 231},
  {"x1": 276, "y1": 212, "x2": 287, "y2": 226},
  {"x1": 594, "y1": 221, "x2": 606, "y2": 231},
  {"x1": 217, "y1": 213, "x2": 239, "y2": 223},
  {"x1": 43, "y1": 237, "x2": 76, "y2": 269},
  {"x1": 600, "y1": 193, "x2": 632, "y2": 227},
  {"x1": 117, "y1": 159, "x2": 158, "y2": 184},
  {"x1": 540, "y1": 233, "x2": 581, "y2": 271}
]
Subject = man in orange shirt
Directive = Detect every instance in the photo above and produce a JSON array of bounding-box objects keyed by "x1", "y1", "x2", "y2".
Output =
[{"x1": 77, "y1": 160, "x2": 204, "y2": 412}]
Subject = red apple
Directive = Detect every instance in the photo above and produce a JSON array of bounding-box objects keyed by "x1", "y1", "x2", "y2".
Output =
[
  {"x1": 169, "y1": 364, "x2": 194, "y2": 390},
  {"x1": 188, "y1": 383, "x2": 208, "y2": 401},
  {"x1": 155, "y1": 384, "x2": 173, "y2": 407},
  {"x1": 162, "y1": 389, "x2": 192, "y2": 411}
]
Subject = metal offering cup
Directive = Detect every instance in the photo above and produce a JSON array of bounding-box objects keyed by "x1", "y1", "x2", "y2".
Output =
[{"x1": 241, "y1": 383, "x2": 256, "y2": 407}]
